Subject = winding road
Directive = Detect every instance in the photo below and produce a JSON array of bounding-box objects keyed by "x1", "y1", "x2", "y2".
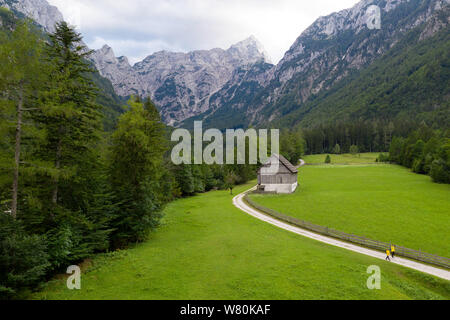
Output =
[{"x1": 232, "y1": 160, "x2": 450, "y2": 281}]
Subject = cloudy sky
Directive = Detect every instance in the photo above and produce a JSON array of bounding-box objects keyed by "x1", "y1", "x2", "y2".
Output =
[{"x1": 47, "y1": 0, "x2": 360, "y2": 65}]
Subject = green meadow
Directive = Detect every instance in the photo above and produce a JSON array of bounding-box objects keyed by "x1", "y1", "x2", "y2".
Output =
[
  {"x1": 303, "y1": 153, "x2": 381, "y2": 164},
  {"x1": 33, "y1": 183, "x2": 449, "y2": 300},
  {"x1": 249, "y1": 164, "x2": 450, "y2": 257}
]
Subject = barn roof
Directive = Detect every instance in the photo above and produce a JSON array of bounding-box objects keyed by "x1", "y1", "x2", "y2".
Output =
[
  {"x1": 259, "y1": 154, "x2": 298, "y2": 174},
  {"x1": 275, "y1": 154, "x2": 298, "y2": 173}
]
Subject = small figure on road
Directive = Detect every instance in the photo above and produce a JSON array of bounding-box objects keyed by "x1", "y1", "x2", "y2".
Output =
[
  {"x1": 385, "y1": 249, "x2": 391, "y2": 261},
  {"x1": 391, "y1": 245, "x2": 396, "y2": 259}
]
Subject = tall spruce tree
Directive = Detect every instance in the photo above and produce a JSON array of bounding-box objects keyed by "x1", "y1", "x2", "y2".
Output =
[
  {"x1": 0, "y1": 21, "x2": 45, "y2": 218},
  {"x1": 38, "y1": 21, "x2": 101, "y2": 206},
  {"x1": 28, "y1": 22, "x2": 110, "y2": 267}
]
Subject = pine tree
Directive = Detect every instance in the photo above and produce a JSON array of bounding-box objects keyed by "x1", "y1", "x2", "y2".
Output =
[
  {"x1": 38, "y1": 21, "x2": 101, "y2": 206},
  {"x1": 0, "y1": 20, "x2": 46, "y2": 218},
  {"x1": 174, "y1": 164, "x2": 195, "y2": 196},
  {"x1": 26, "y1": 22, "x2": 109, "y2": 267}
]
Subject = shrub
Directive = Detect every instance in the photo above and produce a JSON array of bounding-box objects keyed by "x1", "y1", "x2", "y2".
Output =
[
  {"x1": 0, "y1": 213, "x2": 49, "y2": 299},
  {"x1": 430, "y1": 159, "x2": 450, "y2": 184},
  {"x1": 325, "y1": 155, "x2": 331, "y2": 164},
  {"x1": 377, "y1": 153, "x2": 390, "y2": 163},
  {"x1": 349, "y1": 145, "x2": 359, "y2": 156},
  {"x1": 333, "y1": 144, "x2": 341, "y2": 154},
  {"x1": 412, "y1": 158, "x2": 425, "y2": 174}
]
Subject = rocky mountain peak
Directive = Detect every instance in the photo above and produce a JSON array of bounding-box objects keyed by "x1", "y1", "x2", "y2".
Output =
[
  {"x1": 0, "y1": 0, "x2": 63, "y2": 32},
  {"x1": 228, "y1": 35, "x2": 272, "y2": 64},
  {"x1": 90, "y1": 36, "x2": 273, "y2": 125},
  {"x1": 96, "y1": 44, "x2": 118, "y2": 64}
]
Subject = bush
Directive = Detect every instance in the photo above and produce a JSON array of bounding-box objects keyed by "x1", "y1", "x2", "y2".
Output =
[
  {"x1": 0, "y1": 213, "x2": 49, "y2": 299},
  {"x1": 325, "y1": 155, "x2": 331, "y2": 164},
  {"x1": 377, "y1": 153, "x2": 390, "y2": 163},
  {"x1": 333, "y1": 144, "x2": 341, "y2": 154},
  {"x1": 430, "y1": 159, "x2": 450, "y2": 183},
  {"x1": 412, "y1": 158, "x2": 425, "y2": 174},
  {"x1": 350, "y1": 145, "x2": 359, "y2": 156}
]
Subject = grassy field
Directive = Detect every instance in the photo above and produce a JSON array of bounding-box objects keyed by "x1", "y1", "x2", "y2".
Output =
[
  {"x1": 303, "y1": 153, "x2": 381, "y2": 164},
  {"x1": 33, "y1": 183, "x2": 449, "y2": 300},
  {"x1": 249, "y1": 164, "x2": 450, "y2": 257}
]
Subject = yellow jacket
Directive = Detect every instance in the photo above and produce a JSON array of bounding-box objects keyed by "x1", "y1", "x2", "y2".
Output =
[
  {"x1": 391, "y1": 246, "x2": 395, "y2": 252},
  {"x1": 386, "y1": 250, "x2": 390, "y2": 256}
]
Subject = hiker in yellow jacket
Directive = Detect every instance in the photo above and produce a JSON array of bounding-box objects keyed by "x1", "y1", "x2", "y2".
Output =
[
  {"x1": 385, "y1": 249, "x2": 391, "y2": 261},
  {"x1": 391, "y1": 245, "x2": 396, "y2": 259}
]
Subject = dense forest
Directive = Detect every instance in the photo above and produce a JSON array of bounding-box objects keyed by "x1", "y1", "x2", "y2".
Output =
[
  {"x1": 388, "y1": 127, "x2": 450, "y2": 183},
  {"x1": 300, "y1": 119, "x2": 418, "y2": 155},
  {"x1": 273, "y1": 11, "x2": 449, "y2": 130}
]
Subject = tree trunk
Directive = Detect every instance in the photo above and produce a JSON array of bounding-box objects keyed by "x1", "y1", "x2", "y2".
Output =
[
  {"x1": 52, "y1": 126, "x2": 63, "y2": 204},
  {"x1": 11, "y1": 86, "x2": 24, "y2": 219}
]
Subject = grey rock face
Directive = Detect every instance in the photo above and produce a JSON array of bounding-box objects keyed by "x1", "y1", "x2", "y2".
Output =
[
  {"x1": 90, "y1": 45, "x2": 144, "y2": 98},
  {"x1": 91, "y1": 36, "x2": 272, "y2": 125},
  {"x1": 273, "y1": 0, "x2": 446, "y2": 85},
  {"x1": 0, "y1": 0, "x2": 63, "y2": 32}
]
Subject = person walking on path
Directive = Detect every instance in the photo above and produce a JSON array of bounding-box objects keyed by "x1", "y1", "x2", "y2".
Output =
[
  {"x1": 391, "y1": 245, "x2": 396, "y2": 259},
  {"x1": 386, "y1": 249, "x2": 391, "y2": 261}
]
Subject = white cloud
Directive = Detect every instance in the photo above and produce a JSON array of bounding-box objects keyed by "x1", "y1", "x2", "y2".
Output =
[{"x1": 48, "y1": 0, "x2": 361, "y2": 65}]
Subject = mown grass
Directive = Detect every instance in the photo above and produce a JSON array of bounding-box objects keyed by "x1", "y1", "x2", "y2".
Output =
[
  {"x1": 303, "y1": 153, "x2": 381, "y2": 164},
  {"x1": 33, "y1": 183, "x2": 449, "y2": 300},
  {"x1": 249, "y1": 165, "x2": 450, "y2": 257}
]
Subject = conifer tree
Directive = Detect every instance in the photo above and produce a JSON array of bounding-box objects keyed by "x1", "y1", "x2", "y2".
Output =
[
  {"x1": 38, "y1": 21, "x2": 101, "y2": 207},
  {"x1": 27, "y1": 22, "x2": 110, "y2": 266},
  {"x1": 0, "y1": 21, "x2": 45, "y2": 218},
  {"x1": 109, "y1": 97, "x2": 167, "y2": 247}
]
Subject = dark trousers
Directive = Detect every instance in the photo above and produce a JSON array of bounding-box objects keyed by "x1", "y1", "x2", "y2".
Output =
[
  {"x1": 386, "y1": 256, "x2": 390, "y2": 261},
  {"x1": 392, "y1": 252, "x2": 395, "y2": 258}
]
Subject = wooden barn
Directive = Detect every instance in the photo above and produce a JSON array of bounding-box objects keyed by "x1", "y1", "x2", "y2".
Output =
[{"x1": 257, "y1": 154, "x2": 298, "y2": 194}]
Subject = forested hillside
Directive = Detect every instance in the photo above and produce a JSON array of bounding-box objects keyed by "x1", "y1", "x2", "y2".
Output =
[
  {"x1": 90, "y1": 71, "x2": 126, "y2": 131},
  {"x1": 274, "y1": 9, "x2": 450, "y2": 129}
]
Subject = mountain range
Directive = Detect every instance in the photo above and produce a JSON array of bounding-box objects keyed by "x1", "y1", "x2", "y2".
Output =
[
  {"x1": 185, "y1": 0, "x2": 449, "y2": 130},
  {"x1": 90, "y1": 37, "x2": 271, "y2": 125},
  {"x1": 1, "y1": 0, "x2": 449, "y2": 130}
]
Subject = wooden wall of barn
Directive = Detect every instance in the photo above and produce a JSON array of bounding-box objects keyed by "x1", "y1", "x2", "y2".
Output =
[{"x1": 259, "y1": 173, "x2": 298, "y2": 185}]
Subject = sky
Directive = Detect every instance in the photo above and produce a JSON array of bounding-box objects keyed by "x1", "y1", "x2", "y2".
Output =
[{"x1": 47, "y1": 0, "x2": 361, "y2": 65}]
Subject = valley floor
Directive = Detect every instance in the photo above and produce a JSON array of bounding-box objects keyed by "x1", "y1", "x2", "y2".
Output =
[
  {"x1": 34, "y1": 182, "x2": 449, "y2": 300},
  {"x1": 249, "y1": 164, "x2": 450, "y2": 257},
  {"x1": 303, "y1": 153, "x2": 381, "y2": 164}
]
